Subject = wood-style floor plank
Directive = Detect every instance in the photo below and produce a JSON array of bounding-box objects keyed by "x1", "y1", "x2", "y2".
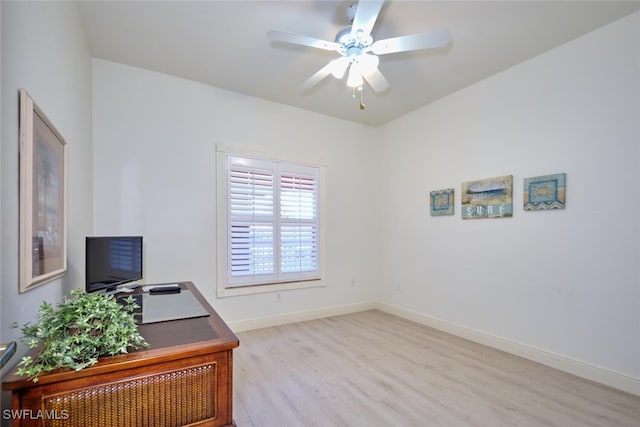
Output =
[{"x1": 232, "y1": 310, "x2": 640, "y2": 426}]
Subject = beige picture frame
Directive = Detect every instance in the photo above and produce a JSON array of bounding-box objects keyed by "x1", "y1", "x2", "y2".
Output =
[{"x1": 19, "y1": 89, "x2": 68, "y2": 292}]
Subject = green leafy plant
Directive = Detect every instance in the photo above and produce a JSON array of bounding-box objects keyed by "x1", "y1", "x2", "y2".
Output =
[{"x1": 13, "y1": 289, "x2": 148, "y2": 382}]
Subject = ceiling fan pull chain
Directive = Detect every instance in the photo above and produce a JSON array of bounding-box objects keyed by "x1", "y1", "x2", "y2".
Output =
[{"x1": 359, "y1": 86, "x2": 365, "y2": 110}]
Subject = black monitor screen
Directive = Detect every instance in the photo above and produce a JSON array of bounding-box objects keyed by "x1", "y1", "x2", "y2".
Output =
[{"x1": 86, "y1": 236, "x2": 143, "y2": 293}]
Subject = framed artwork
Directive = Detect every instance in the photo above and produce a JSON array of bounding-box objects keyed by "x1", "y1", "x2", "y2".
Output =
[
  {"x1": 430, "y1": 189, "x2": 454, "y2": 216},
  {"x1": 524, "y1": 173, "x2": 566, "y2": 210},
  {"x1": 19, "y1": 89, "x2": 67, "y2": 292},
  {"x1": 461, "y1": 175, "x2": 513, "y2": 219}
]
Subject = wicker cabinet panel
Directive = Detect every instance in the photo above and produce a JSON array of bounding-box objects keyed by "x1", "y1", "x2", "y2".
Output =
[{"x1": 42, "y1": 362, "x2": 216, "y2": 427}]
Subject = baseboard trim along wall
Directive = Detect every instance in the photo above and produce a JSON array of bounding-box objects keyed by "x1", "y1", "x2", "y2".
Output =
[
  {"x1": 228, "y1": 301, "x2": 639, "y2": 397},
  {"x1": 377, "y1": 302, "x2": 640, "y2": 398},
  {"x1": 227, "y1": 301, "x2": 378, "y2": 333}
]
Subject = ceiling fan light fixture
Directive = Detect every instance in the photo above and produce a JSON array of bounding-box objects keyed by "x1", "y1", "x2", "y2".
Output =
[
  {"x1": 329, "y1": 57, "x2": 349, "y2": 79},
  {"x1": 359, "y1": 54, "x2": 379, "y2": 75},
  {"x1": 346, "y1": 64, "x2": 364, "y2": 88}
]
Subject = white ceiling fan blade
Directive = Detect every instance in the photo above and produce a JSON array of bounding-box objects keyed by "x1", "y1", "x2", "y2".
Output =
[
  {"x1": 268, "y1": 30, "x2": 341, "y2": 52},
  {"x1": 369, "y1": 28, "x2": 452, "y2": 55},
  {"x1": 350, "y1": 0, "x2": 385, "y2": 37},
  {"x1": 300, "y1": 61, "x2": 340, "y2": 92},
  {"x1": 363, "y1": 67, "x2": 390, "y2": 93}
]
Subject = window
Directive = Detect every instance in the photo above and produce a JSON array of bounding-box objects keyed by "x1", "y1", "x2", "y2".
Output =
[{"x1": 217, "y1": 148, "x2": 324, "y2": 296}]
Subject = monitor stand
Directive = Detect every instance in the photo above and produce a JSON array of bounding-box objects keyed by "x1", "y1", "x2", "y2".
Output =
[{"x1": 103, "y1": 283, "x2": 141, "y2": 296}]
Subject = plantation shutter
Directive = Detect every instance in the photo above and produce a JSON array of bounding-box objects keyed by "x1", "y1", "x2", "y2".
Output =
[
  {"x1": 227, "y1": 157, "x2": 276, "y2": 286},
  {"x1": 279, "y1": 170, "x2": 319, "y2": 279},
  {"x1": 226, "y1": 155, "x2": 320, "y2": 287}
]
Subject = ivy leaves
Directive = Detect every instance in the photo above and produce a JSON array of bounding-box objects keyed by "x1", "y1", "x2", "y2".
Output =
[{"x1": 13, "y1": 289, "x2": 148, "y2": 382}]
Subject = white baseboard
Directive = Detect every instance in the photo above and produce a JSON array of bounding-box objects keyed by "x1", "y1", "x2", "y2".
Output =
[
  {"x1": 227, "y1": 300, "x2": 378, "y2": 333},
  {"x1": 376, "y1": 302, "x2": 640, "y2": 397},
  {"x1": 227, "y1": 300, "x2": 640, "y2": 397}
]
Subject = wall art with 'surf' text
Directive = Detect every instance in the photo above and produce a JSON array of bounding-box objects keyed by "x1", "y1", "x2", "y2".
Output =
[{"x1": 461, "y1": 175, "x2": 513, "y2": 219}]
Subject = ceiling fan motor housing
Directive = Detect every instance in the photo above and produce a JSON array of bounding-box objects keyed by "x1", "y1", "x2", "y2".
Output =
[{"x1": 335, "y1": 26, "x2": 373, "y2": 60}]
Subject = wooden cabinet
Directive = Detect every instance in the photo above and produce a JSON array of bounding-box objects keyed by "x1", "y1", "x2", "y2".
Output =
[{"x1": 2, "y1": 282, "x2": 239, "y2": 427}]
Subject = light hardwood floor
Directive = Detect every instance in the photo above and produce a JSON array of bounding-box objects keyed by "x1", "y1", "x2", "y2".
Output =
[{"x1": 232, "y1": 310, "x2": 640, "y2": 426}]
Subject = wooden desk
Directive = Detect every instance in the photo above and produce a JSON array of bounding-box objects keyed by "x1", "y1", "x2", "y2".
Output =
[{"x1": 2, "y1": 282, "x2": 239, "y2": 427}]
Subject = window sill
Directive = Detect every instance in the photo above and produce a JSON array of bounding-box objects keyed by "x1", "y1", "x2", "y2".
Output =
[{"x1": 216, "y1": 278, "x2": 325, "y2": 298}]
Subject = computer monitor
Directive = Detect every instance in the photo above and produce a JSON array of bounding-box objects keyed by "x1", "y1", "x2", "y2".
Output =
[{"x1": 85, "y1": 236, "x2": 143, "y2": 293}]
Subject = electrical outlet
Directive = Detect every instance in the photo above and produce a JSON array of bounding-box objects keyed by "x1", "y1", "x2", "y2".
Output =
[
  {"x1": 275, "y1": 292, "x2": 282, "y2": 302},
  {"x1": 395, "y1": 281, "x2": 402, "y2": 291},
  {"x1": 350, "y1": 279, "x2": 356, "y2": 287}
]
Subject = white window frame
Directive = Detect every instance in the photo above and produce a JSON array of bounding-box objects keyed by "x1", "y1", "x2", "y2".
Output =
[{"x1": 216, "y1": 145, "x2": 326, "y2": 297}]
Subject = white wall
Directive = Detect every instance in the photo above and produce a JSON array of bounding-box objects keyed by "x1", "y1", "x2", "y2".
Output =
[
  {"x1": 91, "y1": 9, "x2": 639, "y2": 395},
  {"x1": 0, "y1": 0, "x2": 93, "y2": 410},
  {"x1": 377, "y1": 11, "x2": 640, "y2": 385},
  {"x1": 92, "y1": 59, "x2": 380, "y2": 323}
]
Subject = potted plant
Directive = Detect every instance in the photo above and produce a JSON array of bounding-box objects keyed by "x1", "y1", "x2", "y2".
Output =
[{"x1": 13, "y1": 289, "x2": 148, "y2": 382}]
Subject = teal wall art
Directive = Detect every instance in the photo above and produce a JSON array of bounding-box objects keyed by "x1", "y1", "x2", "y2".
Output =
[
  {"x1": 430, "y1": 189, "x2": 454, "y2": 216},
  {"x1": 523, "y1": 173, "x2": 566, "y2": 210}
]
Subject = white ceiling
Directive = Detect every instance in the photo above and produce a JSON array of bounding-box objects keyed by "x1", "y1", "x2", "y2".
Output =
[{"x1": 77, "y1": 1, "x2": 640, "y2": 127}]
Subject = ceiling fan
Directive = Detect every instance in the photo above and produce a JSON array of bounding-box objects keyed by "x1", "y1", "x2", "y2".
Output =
[{"x1": 267, "y1": 0, "x2": 452, "y2": 94}]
